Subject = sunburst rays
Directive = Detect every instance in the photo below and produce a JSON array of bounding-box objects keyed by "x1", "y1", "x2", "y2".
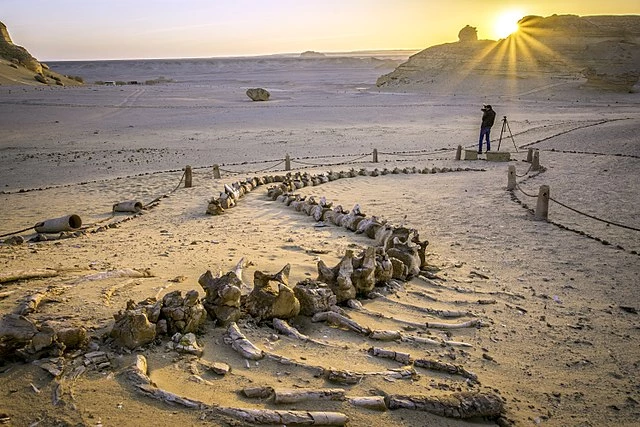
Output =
[{"x1": 443, "y1": 18, "x2": 583, "y2": 97}]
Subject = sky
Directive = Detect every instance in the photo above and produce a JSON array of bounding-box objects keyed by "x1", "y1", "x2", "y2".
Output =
[{"x1": 3, "y1": 0, "x2": 640, "y2": 61}]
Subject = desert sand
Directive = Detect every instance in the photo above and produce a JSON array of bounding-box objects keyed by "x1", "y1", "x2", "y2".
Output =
[{"x1": 0, "y1": 56, "x2": 639, "y2": 427}]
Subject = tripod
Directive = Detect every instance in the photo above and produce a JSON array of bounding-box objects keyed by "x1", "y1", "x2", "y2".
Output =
[{"x1": 497, "y1": 116, "x2": 518, "y2": 152}]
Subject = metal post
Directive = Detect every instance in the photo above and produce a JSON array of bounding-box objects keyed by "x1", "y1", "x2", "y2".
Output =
[
  {"x1": 285, "y1": 154, "x2": 291, "y2": 171},
  {"x1": 507, "y1": 165, "x2": 516, "y2": 190},
  {"x1": 373, "y1": 148, "x2": 378, "y2": 163},
  {"x1": 213, "y1": 164, "x2": 221, "y2": 179},
  {"x1": 534, "y1": 185, "x2": 550, "y2": 221},
  {"x1": 455, "y1": 145, "x2": 462, "y2": 161},
  {"x1": 532, "y1": 150, "x2": 541, "y2": 171},
  {"x1": 527, "y1": 148, "x2": 534, "y2": 163},
  {"x1": 184, "y1": 165, "x2": 192, "y2": 188}
]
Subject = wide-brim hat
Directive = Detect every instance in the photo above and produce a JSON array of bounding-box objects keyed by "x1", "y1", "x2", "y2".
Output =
[{"x1": 481, "y1": 104, "x2": 492, "y2": 111}]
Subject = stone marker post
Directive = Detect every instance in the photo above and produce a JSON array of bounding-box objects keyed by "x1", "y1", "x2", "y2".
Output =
[
  {"x1": 456, "y1": 145, "x2": 462, "y2": 161},
  {"x1": 534, "y1": 185, "x2": 550, "y2": 221},
  {"x1": 213, "y1": 164, "x2": 221, "y2": 179},
  {"x1": 373, "y1": 148, "x2": 378, "y2": 163},
  {"x1": 507, "y1": 165, "x2": 516, "y2": 190},
  {"x1": 527, "y1": 148, "x2": 534, "y2": 163},
  {"x1": 532, "y1": 150, "x2": 541, "y2": 171},
  {"x1": 285, "y1": 154, "x2": 291, "y2": 171},
  {"x1": 185, "y1": 165, "x2": 192, "y2": 188}
]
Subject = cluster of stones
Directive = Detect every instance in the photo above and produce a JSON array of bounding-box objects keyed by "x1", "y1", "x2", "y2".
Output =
[
  {"x1": 206, "y1": 166, "x2": 477, "y2": 215},
  {"x1": 0, "y1": 313, "x2": 87, "y2": 362},
  {"x1": 109, "y1": 290, "x2": 207, "y2": 350},
  {"x1": 198, "y1": 263, "x2": 304, "y2": 326},
  {"x1": 195, "y1": 167, "x2": 468, "y2": 328},
  {"x1": 267, "y1": 192, "x2": 429, "y2": 303},
  {"x1": 198, "y1": 199, "x2": 430, "y2": 329},
  {"x1": 206, "y1": 179, "x2": 267, "y2": 215}
]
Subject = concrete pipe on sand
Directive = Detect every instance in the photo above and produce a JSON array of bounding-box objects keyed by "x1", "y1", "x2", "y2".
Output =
[
  {"x1": 113, "y1": 200, "x2": 143, "y2": 213},
  {"x1": 34, "y1": 214, "x2": 82, "y2": 233}
]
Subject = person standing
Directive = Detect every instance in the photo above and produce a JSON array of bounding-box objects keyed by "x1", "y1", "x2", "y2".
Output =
[{"x1": 478, "y1": 104, "x2": 496, "y2": 154}]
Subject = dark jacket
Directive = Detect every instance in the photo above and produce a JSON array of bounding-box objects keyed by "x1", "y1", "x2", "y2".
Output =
[{"x1": 481, "y1": 109, "x2": 496, "y2": 128}]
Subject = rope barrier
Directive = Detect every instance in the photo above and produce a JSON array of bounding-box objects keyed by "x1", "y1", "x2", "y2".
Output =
[
  {"x1": 0, "y1": 226, "x2": 35, "y2": 239},
  {"x1": 290, "y1": 152, "x2": 370, "y2": 161},
  {"x1": 0, "y1": 168, "x2": 186, "y2": 196},
  {"x1": 79, "y1": 211, "x2": 116, "y2": 230},
  {"x1": 378, "y1": 148, "x2": 456, "y2": 157},
  {"x1": 515, "y1": 164, "x2": 640, "y2": 232},
  {"x1": 144, "y1": 170, "x2": 186, "y2": 208},
  {"x1": 291, "y1": 154, "x2": 370, "y2": 167},
  {"x1": 519, "y1": 118, "x2": 631, "y2": 149},
  {"x1": 515, "y1": 163, "x2": 533, "y2": 178},
  {"x1": 219, "y1": 159, "x2": 286, "y2": 175},
  {"x1": 216, "y1": 152, "x2": 370, "y2": 169},
  {"x1": 549, "y1": 196, "x2": 640, "y2": 232},
  {"x1": 542, "y1": 148, "x2": 640, "y2": 160},
  {"x1": 510, "y1": 185, "x2": 640, "y2": 256},
  {"x1": 1, "y1": 169, "x2": 189, "y2": 240},
  {"x1": 514, "y1": 184, "x2": 538, "y2": 198}
]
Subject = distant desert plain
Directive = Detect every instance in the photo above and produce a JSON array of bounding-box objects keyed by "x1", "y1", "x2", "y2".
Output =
[{"x1": 0, "y1": 15, "x2": 639, "y2": 427}]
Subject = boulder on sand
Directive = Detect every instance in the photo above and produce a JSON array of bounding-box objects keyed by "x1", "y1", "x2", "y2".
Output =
[
  {"x1": 245, "y1": 264, "x2": 300, "y2": 320},
  {"x1": 160, "y1": 290, "x2": 207, "y2": 335},
  {"x1": 111, "y1": 302, "x2": 157, "y2": 349},
  {"x1": 246, "y1": 88, "x2": 270, "y2": 101}
]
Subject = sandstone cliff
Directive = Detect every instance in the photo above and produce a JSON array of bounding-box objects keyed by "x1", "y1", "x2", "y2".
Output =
[
  {"x1": 0, "y1": 21, "x2": 83, "y2": 86},
  {"x1": 377, "y1": 14, "x2": 640, "y2": 93}
]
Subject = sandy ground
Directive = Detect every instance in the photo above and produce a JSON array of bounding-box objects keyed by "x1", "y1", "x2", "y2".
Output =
[{"x1": 0, "y1": 59, "x2": 639, "y2": 426}]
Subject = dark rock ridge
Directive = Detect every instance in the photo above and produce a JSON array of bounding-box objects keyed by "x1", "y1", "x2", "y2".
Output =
[
  {"x1": 300, "y1": 50, "x2": 326, "y2": 58},
  {"x1": 377, "y1": 14, "x2": 640, "y2": 93}
]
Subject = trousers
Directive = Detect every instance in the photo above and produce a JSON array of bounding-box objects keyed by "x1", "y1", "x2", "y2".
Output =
[{"x1": 478, "y1": 127, "x2": 491, "y2": 152}]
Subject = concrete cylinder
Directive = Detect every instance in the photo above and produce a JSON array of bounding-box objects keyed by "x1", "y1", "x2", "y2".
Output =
[
  {"x1": 113, "y1": 200, "x2": 142, "y2": 213},
  {"x1": 534, "y1": 185, "x2": 550, "y2": 221},
  {"x1": 285, "y1": 154, "x2": 291, "y2": 171},
  {"x1": 34, "y1": 214, "x2": 82, "y2": 233},
  {"x1": 455, "y1": 145, "x2": 462, "y2": 161},
  {"x1": 184, "y1": 165, "x2": 192, "y2": 188},
  {"x1": 212, "y1": 164, "x2": 221, "y2": 179},
  {"x1": 532, "y1": 150, "x2": 541, "y2": 171},
  {"x1": 527, "y1": 148, "x2": 534, "y2": 163},
  {"x1": 507, "y1": 165, "x2": 516, "y2": 190},
  {"x1": 373, "y1": 148, "x2": 378, "y2": 163}
]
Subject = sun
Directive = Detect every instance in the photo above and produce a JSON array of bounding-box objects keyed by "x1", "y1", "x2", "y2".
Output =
[{"x1": 493, "y1": 10, "x2": 523, "y2": 39}]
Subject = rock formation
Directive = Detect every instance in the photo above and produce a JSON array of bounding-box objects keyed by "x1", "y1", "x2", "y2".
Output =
[
  {"x1": 198, "y1": 269, "x2": 244, "y2": 326},
  {"x1": 244, "y1": 265, "x2": 301, "y2": 321},
  {"x1": 0, "y1": 22, "x2": 42, "y2": 74},
  {"x1": 110, "y1": 291, "x2": 206, "y2": 349},
  {"x1": 246, "y1": 87, "x2": 270, "y2": 101},
  {"x1": 0, "y1": 313, "x2": 87, "y2": 360},
  {"x1": 300, "y1": 51, "x2": 327, "y2": 58},
  {"x1": 458, "y1": 25, "x2": 478, "y2": 43},
  {"x1": 0, "y1": 21, "x2": 83, "y2": 86},
  {"x1": 377, "y1": 15, "x2": 640, "y2": 92}
]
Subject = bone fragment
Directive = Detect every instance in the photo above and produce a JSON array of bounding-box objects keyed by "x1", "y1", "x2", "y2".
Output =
[
  {"x1": 273, "y1": 388, "x2": 346, "y2": 404},
  {"x1": 226, "y1": 322, "x2": 264, "y2": 360}
]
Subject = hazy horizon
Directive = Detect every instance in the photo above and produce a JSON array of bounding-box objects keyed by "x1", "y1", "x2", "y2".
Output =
[
  {"x1": 41, "y1": 48, "x2": 420, "y2": 64},
  {"x1": 3, "y1": 1, "x2": 640, "y2": 61}
]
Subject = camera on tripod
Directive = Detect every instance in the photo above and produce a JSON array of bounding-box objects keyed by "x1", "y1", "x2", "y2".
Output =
[{"x1": 498, "y1": 116, "x2": 518, "y2": 152}]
